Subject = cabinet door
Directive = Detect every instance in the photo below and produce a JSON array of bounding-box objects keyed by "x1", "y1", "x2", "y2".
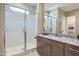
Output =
[
  {"x1": 69, "y1": 48, "x2": 79, "y2": 56},
  {"x1": 42, "y1": 43, "x2": 51, "y2": 56},
  {"x1": 37, "y1": 37, "x2": 43, "y2": 56},
  {"x1": 37, "y1": 37, "x2": 51, "y2": 56},
  {"x1": 65, "y1": 48, "x2": 79, "y2": 56},
  {"x1": 40, "y1": 38, "x2": 51, "y2": 56},
  {"x1": 51, "y1": 45, "x2": 63, "y2": 56},
  {"x1": 51, "y1": 45, "x2": 59, "y2": 56},
  {"x1": 47, "y1": 40, "x2": 64, "y2": 56},
  {"x1": 65, "y1": 44, "x2": 79, "y2": 56},
  {"x1": 58, "y1": 46, "x2": 64, "y2": 56}
]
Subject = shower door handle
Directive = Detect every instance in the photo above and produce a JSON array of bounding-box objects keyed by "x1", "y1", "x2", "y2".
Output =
[{"x1": 23, "y1": 29, "x2": 27, "y2": 51}]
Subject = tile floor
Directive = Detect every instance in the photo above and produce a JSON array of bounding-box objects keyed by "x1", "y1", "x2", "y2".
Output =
[
  {"x1": 23, "y1": 51, "x2": 39, "y2": 56},
  {"x1": 14, "y1": 48, "x2": 39, "y2": 56},
  {"x1": 22, "y1": 48, "x2": 39, "y2": 56},
  {"x1": 6, "y1": 43, "x2": 36, "y2": 56}
]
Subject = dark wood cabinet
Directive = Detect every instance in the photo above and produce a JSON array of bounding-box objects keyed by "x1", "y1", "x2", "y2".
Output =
[
  {"x1": 37, "y1": 37, "x2": 51, "y2": 56},
  {"x1": 36, "y1": 36, "x2": 79, "y2": 56},
  {"x1": 42, "y1": 43, "x2": 51, "y2": 56},
  {"x1": 37, "y1": 36, "x2": 64, "y2": 56},
  {"x1": 51, "y1": 45, "x2": 59, "y2": 56},
  {"x1": 65, "y1": 44, "x2": 79, "y2": 56},
  {"x1": 46, "y1": 39, "x2": 64, "y2": 56},
  {"x1": 37, "y1": 37, "x2": 43, "y2": 55},
  {"x1": 51, "y1": 45, "x2": 64, "y2": 56}
]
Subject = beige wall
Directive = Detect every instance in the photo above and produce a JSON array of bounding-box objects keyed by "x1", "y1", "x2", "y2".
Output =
[
  {"x1": 0, "y1": 4, "x2": 5, "y2": 56},
  {"x1": 38, "y1": 3, "x2": 45, "y2": 34},
  {"x1": 66, "y1": 9, "x2": 79, "y2": 35},
  {"x1": 57, "y1": 8, "x2": 65, "y2": 33}
]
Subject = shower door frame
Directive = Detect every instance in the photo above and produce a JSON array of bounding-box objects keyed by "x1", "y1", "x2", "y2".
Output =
[
  {"x1": 4, "y1": 4, "x2": 38, "y2": 55},
  {"x1": 4, "y1": 4, "x2": 26, "y2": 55}
]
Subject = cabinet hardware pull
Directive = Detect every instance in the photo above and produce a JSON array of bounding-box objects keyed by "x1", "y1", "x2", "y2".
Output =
[{"x1": 70, "y1": 48, "x2": 79, "y2": 52}]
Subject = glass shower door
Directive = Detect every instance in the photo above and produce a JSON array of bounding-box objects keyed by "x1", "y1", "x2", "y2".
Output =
[
  {"x1": 5, "y1": 5, "x2": 25, "y2": 55},
  {"x1": 26, "y1": 11, "x2": 38, "y2": 50}
]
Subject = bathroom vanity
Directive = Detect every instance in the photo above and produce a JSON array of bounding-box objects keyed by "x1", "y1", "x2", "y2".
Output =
[{"x1": 36, "y1": 35, "x2": 79, "y2": 56}]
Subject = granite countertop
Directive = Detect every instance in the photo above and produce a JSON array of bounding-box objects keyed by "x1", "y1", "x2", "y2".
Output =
[{"x1": 37, "y1": 34, "x2": 79, "y2": 47}]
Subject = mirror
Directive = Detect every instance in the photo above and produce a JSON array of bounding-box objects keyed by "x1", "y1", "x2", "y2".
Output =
[{"x1": 44, "y1": 3, "x2": 79, "y2": 35}]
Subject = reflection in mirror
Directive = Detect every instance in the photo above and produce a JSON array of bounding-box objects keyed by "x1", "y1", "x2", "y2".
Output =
[
  {"x1": 44, "y1": 15, "x2": 56, "y2": 35},
  {"x1": 44, "y1": 3, "x2": 78, "y2": 36}
]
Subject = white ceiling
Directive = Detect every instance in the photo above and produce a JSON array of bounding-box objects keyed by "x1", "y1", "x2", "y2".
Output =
[
  {"x1": 45, "y1": 3, "x2": 79, "y2": 12},
  {"x1": 28, "y1": 3, "x2": 37, "y2": 5},
  {"x1": 26, "y1": 3, "x2": 37, "y2": 7},
  {"x1": 24, "y1": 3, "x2": 79, "y2": 12}
]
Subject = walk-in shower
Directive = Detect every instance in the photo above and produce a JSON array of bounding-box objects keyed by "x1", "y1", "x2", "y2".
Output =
[{"x1": 5, "y1": 4, "x2": 38, "y2": 55}]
